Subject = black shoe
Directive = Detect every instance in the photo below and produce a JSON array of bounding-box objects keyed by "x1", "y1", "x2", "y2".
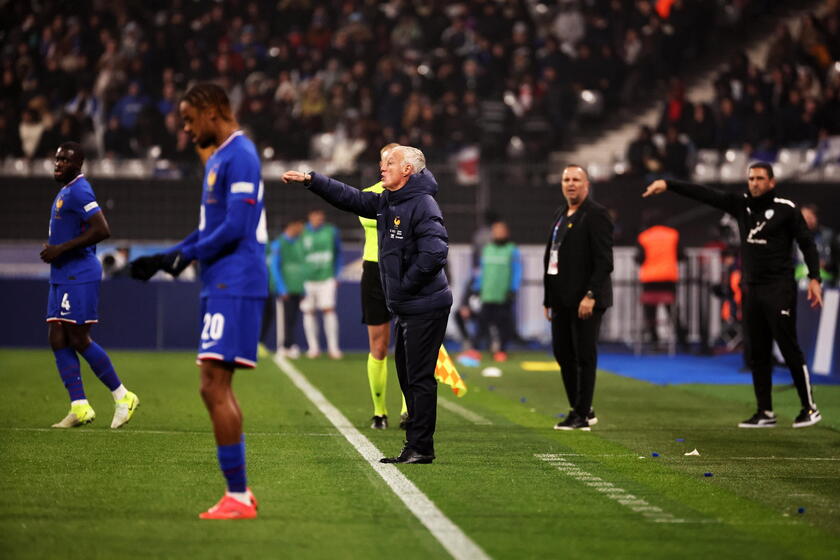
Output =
[
  {"x1": 738, "y1": 410, "x2": 776, "y2": 428},
  {"x1": 380, "y1": 446, "x2": 434, "y2": 464},
  {"x1": 370, "y1": 415, "x2": 388, "y2": 430},
  {"x1": 587, "y1": 408, "x2": 598, "y2": 426},
  {"x1": 399, "y1": 412, "x2": 409, "y2": 430},
  {"x1": 554, "y1": 411, "x2": 591, "y2": 431},
  {"x1": 792, "y1": 407, "x2": 822, "y2": 428}
]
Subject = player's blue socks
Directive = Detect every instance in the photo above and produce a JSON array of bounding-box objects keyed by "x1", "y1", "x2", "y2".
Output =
[
  {"x1": 54, "y1": 347, "x2": 86, "y2": 402},
  {"x1": 217, "y1": 436, "x2": 247, "y2": 493},
  {"x1": 79, "y1": 341, "x2": 122, "y2": 391}
]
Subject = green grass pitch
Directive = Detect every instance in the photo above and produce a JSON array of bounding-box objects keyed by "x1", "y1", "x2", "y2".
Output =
[{"x1": 1, "y1": 348, "x2": 838, "y2": 559}]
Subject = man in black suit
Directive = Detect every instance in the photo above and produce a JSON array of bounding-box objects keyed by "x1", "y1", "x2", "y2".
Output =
[{"x1": 543, "y1": 165, "x2": 614, "y2": 431}]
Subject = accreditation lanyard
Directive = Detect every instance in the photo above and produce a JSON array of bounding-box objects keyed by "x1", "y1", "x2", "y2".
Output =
[{"x1": 547, "y1": 212, "x2": 575, "y2": 276}]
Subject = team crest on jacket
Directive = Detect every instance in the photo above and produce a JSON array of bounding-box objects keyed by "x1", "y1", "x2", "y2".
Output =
[
  {"x1": 390, "y1": 216, "x2": 404, "y2": 239},
  {"x1": 765, "y1": 209, "x2": 774, "y2": 220},
  {"x1": 56, "y1": 198, "x2": 64, "y2": 209}
]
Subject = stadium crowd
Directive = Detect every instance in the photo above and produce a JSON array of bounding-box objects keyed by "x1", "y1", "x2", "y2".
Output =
[
  {"x1": 630, "y1": 6, "x2": 840, "y2": 178},
  {"x1": 1, "y1": 0, "x2": 785, "y2": 166}
]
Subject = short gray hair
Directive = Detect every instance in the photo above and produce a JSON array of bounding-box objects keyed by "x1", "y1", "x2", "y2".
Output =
[{"x1": 396, "y1": 146, "x2": 426, "y2": 174}]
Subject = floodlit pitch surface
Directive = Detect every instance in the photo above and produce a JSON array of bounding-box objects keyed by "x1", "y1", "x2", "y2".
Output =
[{"x1": 1, "y1": 349, "x2": 838, "y2": 559}]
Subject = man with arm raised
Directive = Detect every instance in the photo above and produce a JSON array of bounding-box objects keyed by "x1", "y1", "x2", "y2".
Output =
[
  {"x1": 283, "y1": 146, "x2": 452, "y2": 463},
  {"x1": 643, "y1": 162, "x2": 823, "y2": 428}
]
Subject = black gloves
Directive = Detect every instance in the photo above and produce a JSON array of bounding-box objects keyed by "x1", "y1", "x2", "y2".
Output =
[
  {"x1": 129, "y1": 254, "x2": 165, "y2": 281},
  {"x1": 129, "y1": 251, "x2": 191, "y2": 281},
  {"x1": 161, "y1": 251, "x2": 191, "y2": 277}
]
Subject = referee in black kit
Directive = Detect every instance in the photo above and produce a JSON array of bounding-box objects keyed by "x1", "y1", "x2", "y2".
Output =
[{"x1": 643, "y1": 162, "x2": 824, "y2": 428}]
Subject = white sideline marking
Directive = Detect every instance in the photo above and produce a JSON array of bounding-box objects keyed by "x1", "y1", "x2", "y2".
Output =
[
  {"x1": 274, "y1": 355, "x2": 490, "y2": 560},
  {"x1": 536, "y1": 454, "x2": 688, "y2": 523},
  {"x1": 542, "y1": 452, "x2": 840, "y2": 461},
  {"x1": 438, "y1": 397, "x2": 493, "y2": 425}
]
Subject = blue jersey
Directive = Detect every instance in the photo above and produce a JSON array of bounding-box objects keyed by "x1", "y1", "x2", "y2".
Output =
[
  {"x1": 48, "y1": 174, "x2": 103, "y2": 284},
  {"x1": 177, "y1": 131, "x2": 268, "y2": 298}
]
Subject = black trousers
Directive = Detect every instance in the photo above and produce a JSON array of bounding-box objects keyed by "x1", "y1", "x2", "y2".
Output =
[
  {"x1": 260, "y1": 296, "x2": 275, "y2": 344},
  {"x1": 261, "y1": 294, "x2": 303, "y2": 349},
  {"x1": 550, "y1": 306, "x2": 604, "y2": 416},
  {"x1": 744, "y1": 281, "x2": 815, "y2": 411},
  {"x1": 473, "y1": 302, "x2": 513, "y2": 351},
  {"x1": 394, "y1": 307, "x2": 449, "y2": 456},
  {"x1": 281, "y1": 294, "x2": 303, "y2": 349}
]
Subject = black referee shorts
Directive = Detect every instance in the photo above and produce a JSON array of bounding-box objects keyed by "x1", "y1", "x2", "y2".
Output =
[{"x1": 361, "y1": 260, "x2": 393, "y2": 325}]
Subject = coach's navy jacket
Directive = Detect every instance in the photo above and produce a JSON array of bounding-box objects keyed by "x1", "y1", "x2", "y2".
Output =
[{"x1": 307, "y1": 170, "x2": 453, "y2": 315}]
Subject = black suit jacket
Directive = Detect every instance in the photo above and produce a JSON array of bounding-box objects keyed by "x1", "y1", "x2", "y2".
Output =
[{"x1": 543, "y1": 196, "x2": 614, "y2": 310}]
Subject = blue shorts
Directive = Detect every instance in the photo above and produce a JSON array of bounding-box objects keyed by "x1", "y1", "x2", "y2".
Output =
[
  {"x1": 46, "y1": 282, "x2": 100, "y2": 325},
  {"x1": 197, "y1": 296, "x2": 265, "y2": 369}
]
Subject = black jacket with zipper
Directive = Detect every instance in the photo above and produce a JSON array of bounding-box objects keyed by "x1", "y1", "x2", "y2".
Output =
[{"x1": 543, "y1": 196, "x2": 614, "y2": 310}]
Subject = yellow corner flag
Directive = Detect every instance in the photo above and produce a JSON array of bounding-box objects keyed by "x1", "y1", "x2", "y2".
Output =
[{"x1": 435, "y1": 346, "x2": 467, "y2": 397}]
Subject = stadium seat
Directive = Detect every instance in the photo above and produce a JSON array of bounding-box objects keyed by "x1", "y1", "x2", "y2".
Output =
[
  {"x1": 91, "y1": 159, "x2": 117, "y2": 177},
  {"x1": 696, "y1": 149, "x2": 720, "y2": 166},
  {"x1": 778, "y1": 148, "x2": 806, "y2": 171},
  {"x1": 692, "y1": 163, "x2": 719, "y2": 183},
  {"x1": 3, "y1": 158, "x2": 30, "y2": 176},
  {"x1": 823, "y1": 162, "x2": 840, "y2": 180}
]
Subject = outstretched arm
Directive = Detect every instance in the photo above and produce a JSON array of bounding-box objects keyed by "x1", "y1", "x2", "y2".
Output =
[
  {"x1": 643, "y1": 179, "x2": 740, "y2": 214},
  {"x1": 283, "y1": 171, "x2": 380, "y2": 218}
]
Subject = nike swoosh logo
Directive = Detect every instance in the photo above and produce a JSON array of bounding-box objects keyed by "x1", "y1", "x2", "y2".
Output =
[
  {"x1": 201, "y1": 341, "x2": 218, "y2": 349},
  {"x1": 60, "y1": 311, "x2": 71, "y2": 316}
]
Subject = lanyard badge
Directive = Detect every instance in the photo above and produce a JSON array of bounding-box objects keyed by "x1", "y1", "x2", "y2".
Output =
[{"x1": 547, "y1": 215, "x2": 574, "y2": 276}]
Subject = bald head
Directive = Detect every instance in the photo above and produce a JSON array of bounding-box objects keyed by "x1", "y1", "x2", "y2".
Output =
[{"x1": 561, "y1": 165, "x2": 590, "y2": 208}]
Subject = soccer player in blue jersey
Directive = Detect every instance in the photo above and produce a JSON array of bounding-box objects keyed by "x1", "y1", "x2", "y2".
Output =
[
  {"x1": 43, "y1": 142, "x2": 139, "y2": 429},
  {"x1": 130, "y1": 84, "x2": 267, "y2": 520}
]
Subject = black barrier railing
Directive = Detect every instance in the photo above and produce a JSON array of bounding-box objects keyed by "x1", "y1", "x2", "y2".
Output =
[{"x1": 2, "y1": 170, "x2": 839, "y2": 246}]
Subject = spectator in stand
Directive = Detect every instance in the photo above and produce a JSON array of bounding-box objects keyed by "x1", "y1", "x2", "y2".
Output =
[
  {"x1": 744, "y1": 99, "x2": 777, "y2": 151},
  {"x1": 626, "y1": 125, "x2": 661, "y2": 177},
  {"x1": 0, "y1": 113, "x2": 23, "y2": 157},
  {"x1": 110, "y1": 81, "x2": 148, "y2": 132},
  {"x1": 716, "y1": 97, "x2": 743, "y2": 150},
  {"x1": 685, "y1": 103, "x2": 717, "y2": 150},
  {"x1": 19, "y1": 108, "x2": 45, "y2": 159},
  {"x1": 2, "y1": 0, "x2": 831, "y2": 169},
  {"x1": 552, "y1": 0, "x2": 586, "y2": 52},
  {"x1": 37, "y1": 113, "x2": 82, "y2": 158},
  {"x1": 662, "y1": 126, "x2": 689, "y2": 179},
  {"x1": 65, "y1": 87, "x2": 100, "y2": 134},
  {"x1": 103, "y1": 115, "x2": 134, "y2": 159},
  {"x1": 658, "y1": 79, "x2": 688, "y2": 133}
]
